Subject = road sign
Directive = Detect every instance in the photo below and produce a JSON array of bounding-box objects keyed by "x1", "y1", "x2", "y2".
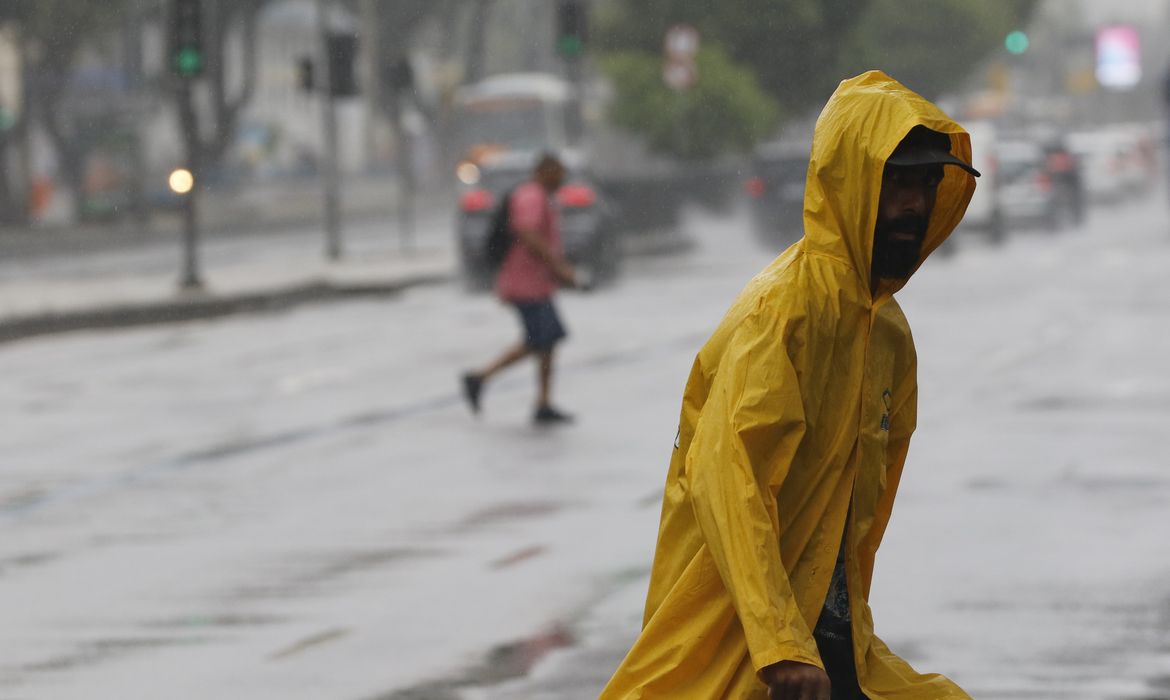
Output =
[
  {"x1": 1096, "y1": 25, "x2": 1141, "y2": 91},
  {"x1": 663, "y1": 25, "x2": 699, "y2": 92},
  {"x1": 664, "y1": 24, "x2": 699, "y2": 60},
  {"x1": 664, "y1": 61, "x2": 698, "y2": 91}
]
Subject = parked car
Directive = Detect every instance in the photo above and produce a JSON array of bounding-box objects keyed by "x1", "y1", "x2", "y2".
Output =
[
  {"x1": 456, "y1": 152, "x2": 620, "y2": 290},
  {"x1": 995, "y1": 139, "x2": 1060, "y2": 231},
  {"x1": 958, "y1": 120, "x2": 1005, "y2": 243},
  {"x1": 1068, "y1": 129, "x2": 1132, "y2": 204},
  {"x1": 744, "y1": 140, "x2": 809, "y2": 247}
]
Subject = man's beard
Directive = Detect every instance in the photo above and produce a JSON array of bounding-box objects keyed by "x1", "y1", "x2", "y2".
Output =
[{"x1": 873, "y1": 214, "x2": 927, "y2": 281}]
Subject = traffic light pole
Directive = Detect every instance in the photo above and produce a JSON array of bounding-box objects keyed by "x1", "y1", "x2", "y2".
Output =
[
  {"x1": 556, "y1": 0, "x2": 587, "y2": 146},
  {"x1": 564, "y1": 54, "x2": 585, "y2": 146},
  {"x1": 172, "y1": 0, "x2": 204, "y2": 290},
  {"x1": 316, "y1": 0, "x2": 343, "y2": 261}
]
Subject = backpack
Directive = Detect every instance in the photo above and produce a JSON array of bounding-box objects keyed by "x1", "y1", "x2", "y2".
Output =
[{"x1": 484, "y1": 189, "x2": 515, "y2": 272}]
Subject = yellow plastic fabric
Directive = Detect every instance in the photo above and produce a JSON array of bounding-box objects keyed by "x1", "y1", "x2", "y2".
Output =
[{"x1": 600, "y1": 71, "x2": 977, "y2": 699}]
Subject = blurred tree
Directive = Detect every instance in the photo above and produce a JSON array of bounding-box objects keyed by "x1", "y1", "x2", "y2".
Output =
[
  {"x1": 594, "y1": 0, "x2": 869, "y2": 122},
  {"x1": 0, "y1": 1, "x2": 132, "y2": 222},
  {"x1": 593, "y1": 0, "x2": 1039, "y2": 160},
  {"x1": 602, "y1": 47, "x2": 779, "y2": 160},
  {"x1": 0, "y1": 0, "x2": 274, "y2": 223},
  {"x1": 194, "y1": 0, "x2": 273, "y2": 172},
  {"x1": 168, "y1": 0, "x2": 275, "y2": 218},
  {"x1": 838, "y1": 0, "x2": 1042, "y2": 100},
  {"x1": 340, "y1": 0, "x2": 446, "y2": 239}
]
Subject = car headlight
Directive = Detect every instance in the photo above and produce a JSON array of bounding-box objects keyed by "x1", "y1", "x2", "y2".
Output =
[{"x1": 456, "y1": 162, "x2": 481, "y2": 186}]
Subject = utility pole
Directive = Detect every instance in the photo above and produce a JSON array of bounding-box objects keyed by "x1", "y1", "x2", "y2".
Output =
[
  {"x1": 316, "y1": 0, "x2": 343, "y2": 260},
  {"x1": 176, "y1": 89, "x2": 202, "y2": 289},
  {"x1": 171, "y1": 0, "x2": 205, "y2": 290},
  {"x1": 388, "y1": 60, "x2": 416, "y2": 253},
  {"x1": 556, "y1": 0, "x2": 587, "y2": 145},
  {"x1": 362, "y1": 0, "x2": 381, "y2": 170}
]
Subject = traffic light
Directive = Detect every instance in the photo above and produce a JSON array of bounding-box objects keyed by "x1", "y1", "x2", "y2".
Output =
[
  {"x1": 297, "y1": 56, "x2": 315, "y2": 93},
  {"x1": 171, "y1": 0, "x2": 204, "y2": 79},
  {"x1": 327, "y1": 33, "x2": 359, "y2": 97},
  {"x1": 296, "y1": 36, "x2": 359, "y2": 97},
  {"x1": 556, "y1": 0, "x2": 587, "y2": 58},
  {"x1": 1005, "y1": 30, "x2": 1029, "y2": 56}
]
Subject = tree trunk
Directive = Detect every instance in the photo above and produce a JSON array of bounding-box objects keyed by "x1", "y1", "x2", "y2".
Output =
[
  {"x1": 199, "y1": 0, "x2": 263, "y2": 173},
  {"x1": 386, "y1": 84, "x2": 416, "y2": 251}
]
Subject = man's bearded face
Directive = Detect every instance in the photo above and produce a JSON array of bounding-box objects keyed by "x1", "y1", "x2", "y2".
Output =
[{"x1": 872, "y1": 164, "x2": 942, "y2": 283}]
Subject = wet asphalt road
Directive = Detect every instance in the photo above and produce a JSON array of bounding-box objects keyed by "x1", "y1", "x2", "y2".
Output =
[{"x1": 3, "y1": 198, "x2": 1170, "y2": 699}]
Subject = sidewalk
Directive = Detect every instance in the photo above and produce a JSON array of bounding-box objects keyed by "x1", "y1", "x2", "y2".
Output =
[
  {"x1": 0, "y1": 215, "x2": 458, "y2": 345},
  {"x1": 0, "y1": 207, "x2": 693, "y2": 345}
]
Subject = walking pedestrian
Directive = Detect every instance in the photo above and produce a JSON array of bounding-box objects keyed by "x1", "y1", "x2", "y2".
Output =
[
  {"x1": 600, "y1": 71, "x2": 981, "y2": 699},
  {"x1": 461, "y1": 153, "x2": 579, "y2": 425}
]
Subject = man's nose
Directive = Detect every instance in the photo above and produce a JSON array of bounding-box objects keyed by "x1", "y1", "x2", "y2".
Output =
[{"x1": 900, "y1": 185, "x2": 929, "y2": 214}]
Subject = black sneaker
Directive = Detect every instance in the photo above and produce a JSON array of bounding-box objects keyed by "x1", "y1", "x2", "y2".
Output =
[
  {"x1": 461, "y1": 373, "x2": 483, "y2": 414},
  {"x1": 533, "y1": 405, "x2": 574, "y2": 425}
]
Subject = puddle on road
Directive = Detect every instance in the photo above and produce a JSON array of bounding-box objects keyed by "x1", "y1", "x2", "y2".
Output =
[
  {"x1": 0, "y1": 486, "x2": 50, "y2": 512},
  {"x1": 1016, "y1": 394, "x2": 1170, "y2": 413},
  {"x1": 225, "y1": 546, "x2": 442, "y2": 601},
  {"x1": 369, "y1": 625, "x2": 575, "y2": 700},
  {"x1": 0, "y1": 550, "x2": 60, "y2": 577},
  {"x1": 149, "y1": 613, "x2": 286, "y2": 629},
  {"x1": 965, "y1": 474, "x2": 1169, "y2": 495},
  {"x1": 489, "y1": 544, "x2": 547, "y2": 569},
  {"x1": 637, "y1": 488, "x2": 662, "y2": 509},
  {"x1": 268, "y1": 627, "x2": 350, "y2": 661},
  {"x1": 19, "y1": 636, "x2": 209, "y2": 675},
  {"x1": 454, "y1": 500, "x2": 571, "y2": 532}
]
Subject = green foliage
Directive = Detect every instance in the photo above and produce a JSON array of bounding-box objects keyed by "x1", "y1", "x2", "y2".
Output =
[
  {"x1": 595, "y1": 0, "x2": 869, "y2": 122},
  {"x1": 594, "y1": 0, "x2": 1040, "y2": 128},
  {"x1": 838, "y1": 0, "x2": 1042, "y2": 99},
  {"x1": 0, "y1": 0, "x2": 130, "y2": 67},
  {"x1": 601, "y1": 46, "x2": 780, "y2": 160}
]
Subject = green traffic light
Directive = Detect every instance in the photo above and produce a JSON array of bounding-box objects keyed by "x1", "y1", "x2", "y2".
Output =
[
  {"x1": 175, "y1": 47, "x2": 203, "y2": 77},
  {"x1": 1005, "y1": 30, "x2": 1029, "y2": 55},
  {"x1": 557, "y1": 36, "x2": 583, "y2": 57}
]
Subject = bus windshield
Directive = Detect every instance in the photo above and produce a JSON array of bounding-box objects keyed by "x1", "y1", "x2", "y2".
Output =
[{"x1": 457, "y1": 98, "x2": 552, "y2": 153}]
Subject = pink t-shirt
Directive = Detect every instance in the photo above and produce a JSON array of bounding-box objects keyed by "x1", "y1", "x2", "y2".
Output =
[{"x1": 495, "y1": 181, "x2": 562, "y2": 302}]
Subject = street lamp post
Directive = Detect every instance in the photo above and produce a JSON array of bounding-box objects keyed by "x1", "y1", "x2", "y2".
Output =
[
  {"x1": 316, "y1": 0, "x2": 343, "y2": 261},
  {"x1": 172, "y1": 0, "x2": 205, "y2": 290}
]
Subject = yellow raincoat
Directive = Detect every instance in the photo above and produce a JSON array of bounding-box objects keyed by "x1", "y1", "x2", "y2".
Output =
[{"x1": 600, "y1": 71, "x2": 977, "y2": 699}]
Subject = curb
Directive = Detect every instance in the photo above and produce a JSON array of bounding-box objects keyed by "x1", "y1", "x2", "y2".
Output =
[
  {"x1": 0, "y1": 272, "x2": 453, "y2": 345},
  {"x1": 0, "y1": 229, "x2": 693, "y2": 346}
]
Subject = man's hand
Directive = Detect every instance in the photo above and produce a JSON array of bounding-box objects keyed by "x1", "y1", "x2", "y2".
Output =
[
  {"x1": 761, "y1": 660, "x2": 831, "y2": 700},
  {"x1": 554, "y1": 260, "x2": 579, "y2": 288}
]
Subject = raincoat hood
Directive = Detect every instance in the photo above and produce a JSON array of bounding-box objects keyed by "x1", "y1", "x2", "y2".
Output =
[{"x1": 802, "y1": 70, "x2": 976, "y2": 299}]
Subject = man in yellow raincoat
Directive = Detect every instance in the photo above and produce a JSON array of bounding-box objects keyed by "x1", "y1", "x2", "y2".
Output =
[{"x1": 600, "y1": 71, "x2": 981, "y2": 699}]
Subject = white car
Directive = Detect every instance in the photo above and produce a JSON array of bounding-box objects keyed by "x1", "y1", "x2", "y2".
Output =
[
  {"x1": 1067, "y1": 129, "x2": 1131, "y2": 204},
  {"x1": 959, "y1": 120, "x2": 1005, "y2": 242},
  {"x1": 995, "y1": 140, "x2": 1058, "y2": 230}
]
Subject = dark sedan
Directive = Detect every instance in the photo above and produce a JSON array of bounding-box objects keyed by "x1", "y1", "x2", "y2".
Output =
[{"x1": 456, "y1": 158, "x2": 620, "y2": 290}]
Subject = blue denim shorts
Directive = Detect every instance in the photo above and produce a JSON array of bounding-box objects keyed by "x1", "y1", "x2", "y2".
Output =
[{"x1": 513, "y1": 300, "x2": 567, "y2": 352}]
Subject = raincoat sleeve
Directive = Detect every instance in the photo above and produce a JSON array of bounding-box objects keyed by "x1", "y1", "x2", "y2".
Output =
[{"x1": 684, "y1": 307, "x2": 820, "y2": 672}]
